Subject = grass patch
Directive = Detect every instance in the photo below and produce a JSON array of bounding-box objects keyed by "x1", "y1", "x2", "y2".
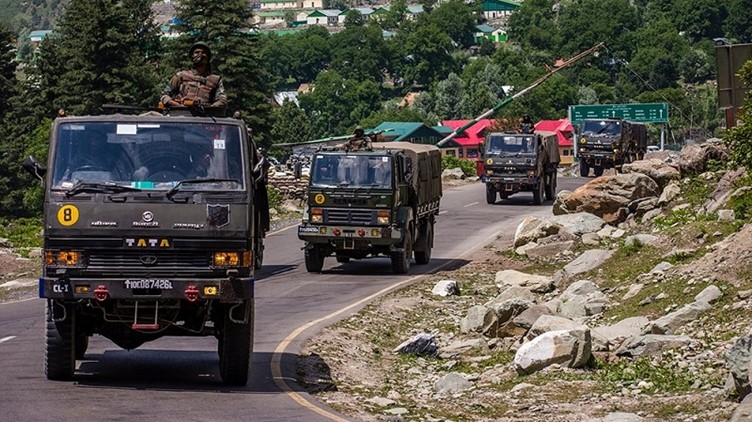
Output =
[
  {"x1": 0, "y1": 217, "x2": 43, "y2": 256},
  {"x1": 594, "y1": 357, "x2": 695, "y2": 393}
]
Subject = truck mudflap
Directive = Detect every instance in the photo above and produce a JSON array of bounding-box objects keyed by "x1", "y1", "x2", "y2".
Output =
[
  {"x1": 298, "y1": 224, "x2": 402, "y2": 246},
  {"x1": 40, "y1": 276, "x2": 255, "y2": 301}
]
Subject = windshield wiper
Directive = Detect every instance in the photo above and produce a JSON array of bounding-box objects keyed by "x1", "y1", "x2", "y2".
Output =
[
  {"x1": 166, "y1": 178, "x2": 240, "y2": 200},
  {"x1": 65, "y1": 181, "x2": 142, "y2": 197}
]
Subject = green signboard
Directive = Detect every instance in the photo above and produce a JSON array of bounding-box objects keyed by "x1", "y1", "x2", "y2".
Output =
[{"x1": 569, "y1": 103, "x2": 669, "y2": 125}]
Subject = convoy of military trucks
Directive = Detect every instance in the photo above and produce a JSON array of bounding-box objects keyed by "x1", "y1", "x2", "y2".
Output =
[{"x1": 576, "y1": 118, "x2": 648, "y2": 177}]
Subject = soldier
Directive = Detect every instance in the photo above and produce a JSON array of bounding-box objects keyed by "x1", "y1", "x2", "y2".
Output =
[
  {"x1": 161, "y1": 42, "x2": 227, "y2": 109},
  {"x1": 342, "y1": 126, "x2": 372, "y2": 152}
]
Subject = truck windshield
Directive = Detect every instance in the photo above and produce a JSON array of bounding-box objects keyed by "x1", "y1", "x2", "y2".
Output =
[
  {"x1": 486, "y1": 135, "x2": 536, "y2": 154},
  {"x1": 311, "y1": 154, "x2": 392, "y2": 188},
  {"x1": 582, "y1": 120, "x2": 621, "y2": 136},
  {"x1": 50, "y1": 121, "x2": 245, "y2": 192}
]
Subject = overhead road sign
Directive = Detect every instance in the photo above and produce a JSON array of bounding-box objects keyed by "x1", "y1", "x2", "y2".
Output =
[{"x1": 569, "y1": 103, "x2": 669, "y2": 125}]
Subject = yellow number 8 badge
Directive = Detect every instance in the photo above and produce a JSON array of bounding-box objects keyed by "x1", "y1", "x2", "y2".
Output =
[{"x1": 57, "y1": 204, "x2": 79, "y2": 226}]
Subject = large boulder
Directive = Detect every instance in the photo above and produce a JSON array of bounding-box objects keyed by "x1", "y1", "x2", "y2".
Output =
[
  {"x1": 556, "y1": 173, "x2": 660, "y2": 223},
  {"x1": 622, "y1": 158, "x2": 680, "y2": 189},
  {"x1": 514, "y1": 328, "x2": 592, "y2": 374},
  {"x1": 727, "y1": 335, "x2": 752, "y2": 399},
  {"x1": 704, "y1": 167, "x2": 747, "y2": 214},
  {"x1": 678, "y1": 139, "x2": 730, "y2": 175},
  {"x1": 513, "y1": 216, "x2": 563, "y2": 247}
]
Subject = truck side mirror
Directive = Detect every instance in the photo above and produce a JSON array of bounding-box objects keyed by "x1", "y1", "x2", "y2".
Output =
[
  {"x1": 22, "y1": 155, "x2": 46, "y2": 181},
  {"x1": 252, "y1": 154, "x2": 268, "y2": 186},
  {"x1": 401, "y1": 155, "x2": 412, "y2": 183}
]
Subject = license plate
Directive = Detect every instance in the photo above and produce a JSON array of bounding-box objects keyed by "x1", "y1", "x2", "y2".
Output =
[
  {"x1": 124, "y1": 279, "x2": 173, "y2": 289},
  {"x1": 298, "y1": 226, "x2": 319, "y2": 233},
  {"x1": 342, "y1": 232, "x2": 354, "y2": 237}
]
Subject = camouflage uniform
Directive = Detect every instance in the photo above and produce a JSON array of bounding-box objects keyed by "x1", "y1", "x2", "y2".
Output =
[
  {"x1": 161, "y1": 42, "x2": 227, "y2": 108},
  {"x1": 342, "y1": 127, "x2": 372, "y2": 152}
]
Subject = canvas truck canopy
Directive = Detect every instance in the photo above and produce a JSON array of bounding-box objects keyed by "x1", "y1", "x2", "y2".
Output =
[
  {"x1": 534, "y1": 130, "x2": 560, "y2": 165},
  {"x1": 371, "y1": 142, "x2": 442, "y2": 207}
]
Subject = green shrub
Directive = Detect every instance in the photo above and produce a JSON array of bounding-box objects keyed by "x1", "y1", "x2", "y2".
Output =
[
  {"x1": 728, "y1": 178, "x2": 752, "y2": 220},
  {"x1": 267, "y1": 185, "x2": 283, "y2": 209},
  {"x1": 441, "y1": 155, "x2": 476, "y2": 177},
  {"x1": 0, "y1": 217, "x2": 43, "y2": 252}
]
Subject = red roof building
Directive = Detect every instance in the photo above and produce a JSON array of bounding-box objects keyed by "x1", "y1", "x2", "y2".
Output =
[
  {"x1": 439, "y1": 119, "x2": 495, "y2": 160},
  {"x1": 535, "y1": 118, "x2": 575, "y2": 165}
]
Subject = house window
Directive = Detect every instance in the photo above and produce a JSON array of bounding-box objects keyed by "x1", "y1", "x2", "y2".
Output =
[
  {"x1": 562, "y1": 149, "x2": 569, "y2": 156},
  {"x1": 311, "y1": 2, "x2": 314, "y2": 6},
  {"x1": 467, "y1": 149, "x2": 478, "y2": 159},
  {"x1": 446, "y1": 150, "x2": 455, "y2": 157}
]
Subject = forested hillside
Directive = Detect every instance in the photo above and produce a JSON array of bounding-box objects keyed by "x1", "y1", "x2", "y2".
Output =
[{"x1": 1, "y1": 0, "x2": 752, "y2": 221}]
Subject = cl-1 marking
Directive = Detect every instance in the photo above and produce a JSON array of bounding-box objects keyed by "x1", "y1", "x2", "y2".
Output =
[{"x1": 124, "y1": 279, "x2": 173, "y2": 289}]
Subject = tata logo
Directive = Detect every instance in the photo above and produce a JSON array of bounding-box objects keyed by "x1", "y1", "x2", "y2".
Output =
[
  {"x1": 140, "y1": 255, "x2": 158, "y2": 265},
  {"x1": 124, "y1": 238, "x2": 172, "y2": 248}
]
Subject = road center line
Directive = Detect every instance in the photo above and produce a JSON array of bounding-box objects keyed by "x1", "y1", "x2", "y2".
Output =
[
  {"x1": 438, "y1": 210, "x2": 447, "y2": 215},
  {"x1": 0, "y1": 336, "x2": 16, "y2": 344},
  {"x1": 463, "y1": 201, "x2": 479, "y2": 207}
]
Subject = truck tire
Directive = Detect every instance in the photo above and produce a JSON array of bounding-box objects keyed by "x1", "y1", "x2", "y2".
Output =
[
  {"x1": 486, "y1": 185, "x2": 497, "y2": 204},
  {"x1": 45, "y1": 301, "x2": 76, "y2": 381},
  {"x1": 391, "y1": 230, "x2": 412, "y2": 274},
  {"x1": 304, "y1": 245, "x2": 325, "y2": 273},
  {"x1": 219, "y1": 301, "x2": 254, "y2": 386},
  {"x1": 580, "y1": 162, "x2": 589, "y2": 177},
  {"x1": 414, "y1": 220, "x2": 433, "y2": 265},
  {"x1": 594, "y1": 166, "x2": 604, "y2": 177},
  {"x1": 533, "y1": 180, "x2": 544, "y2": 205},
  {"x1": 545, "y1": 172, "x2": 557, "y2": 201}
]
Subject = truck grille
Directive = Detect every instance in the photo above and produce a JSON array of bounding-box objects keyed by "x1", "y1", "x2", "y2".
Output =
[
  {"x1": 325, "y1": 209, "x2": 374, "y2": 225},
  {"x1": 88, "y1": 250, "x2": 211, "y2": 269}
]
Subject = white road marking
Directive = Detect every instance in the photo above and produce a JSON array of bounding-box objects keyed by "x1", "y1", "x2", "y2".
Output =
[
  {"x1": 438, "y1": 210, "x2": 448, "y2": 215},
  {"x1": 0, "y1": 336, "x2": 16, "y2": 344},
  {"x1": 463, "y1": 202, "x2": 479, "y2": 207}
]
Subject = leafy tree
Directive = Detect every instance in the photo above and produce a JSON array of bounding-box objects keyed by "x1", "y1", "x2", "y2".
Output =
[
  {"x1": 387, "y1": 19, "x2": 457, "y2": 88},
  {"x1": 380, "y1": 0, "x2": 409, "y2": 31},
  {"x1": 260, "y1": 26, "x2": 330, "y2": 87},
  {"x1": 329, "y1": 26, "x2": 389, "y2": 82},
  {"x1": 557, "y1": 0, "x2": 639, "y2": 59},
  {"x1": 270, "y1": 100, "x2": 316, "y2": 152},
  {"x1": 427, "y1": 0, "x2": 477, "y2": 49},
  {"x1": 726, "y1": 61, "x2": 752, "y2": 171},
  {"x1": 506, "y1": 0, "x2": 561, "y2": 53},
  {"x1": 415, "y1": 73, "x2": 464, "y2": 120},
  {"x1": 172, "y1": 0, "x2": 273, "y2": 147},
  {"x1": 724, "y1": 0, "x2": 752, "y2": 43},
  {"x1": 343, "y1": 10, "x2": 364, "y2": 28},
  {"x1": 298, "y1": 70, "x2": 382, "y2": 137},
  {"x1": 33, "y1": 0, "x2": 161, "y2": 116},
  {"x1": 0, "y1": 22, "x2": 16, "y2": 120},
  {"x1": 669, "y1": 0, "x2": 725, "y2": 42}
]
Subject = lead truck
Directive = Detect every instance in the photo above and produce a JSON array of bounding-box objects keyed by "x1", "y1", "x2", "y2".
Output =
[
  {"x1": 297, "y1": 142, "x2": 442, "y2": 274},
  {"x1": 24, "y1": 109, "x2": 269, "y2": 385}
]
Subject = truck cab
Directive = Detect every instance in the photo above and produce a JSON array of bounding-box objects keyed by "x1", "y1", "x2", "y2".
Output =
[
  {"x1": 24, "y1": 112, "x2": 269, "y2": 385},
  {"x1": 577, "y1": 118, "x2": 646, "y2": 177}
]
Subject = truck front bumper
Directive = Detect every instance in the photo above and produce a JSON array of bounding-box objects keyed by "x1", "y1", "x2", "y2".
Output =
[
  {"x1": 487, "y1": 176, "x2": 538, "y2": 194},
  {"x1": 40, "y1": 276, "x2": 255, "y2": 301},
  {"x1": 298, "y1": 224, "x2": 402, "y2": 247}
]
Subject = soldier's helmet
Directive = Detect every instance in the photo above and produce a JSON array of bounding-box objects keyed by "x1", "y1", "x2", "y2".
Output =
[
  {"x1": 354, "y1": 126, "x2": 364, "y2": 136},
  {"x1": 189, "y1": 41, "x2": 212, "y2": 61}
]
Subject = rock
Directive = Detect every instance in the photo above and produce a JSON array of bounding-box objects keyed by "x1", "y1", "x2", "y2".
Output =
[
  {"x1": 593, "y1": 316, "x2": 650, "y2": 344},
  {"x1": 393, "y1": 333, "x2": 439, "y2": 357},
  {"x1": 562, "y1": 249, "x2": 615, "y2": 278},
  {"x1": 658, "y1": 181, "x2": 681, "y2": 205},
  {"x1": 523, "y1": 240, "x2": 575, "y2": 260},
  {"x1": 431, "y1": 280, "x2": 460, "y2": 297},
  {"x1": 600, "y1": 412, "x2": 644, "y2": 422},
  {"x1": 695, "y1": 285, "x2": 722, "y2": 304},
  {"x1": 365, "y1": 397, "x2": 396, "y2": 407},
  {"x1": 434, "y1": 372, "x2": 473, "y2": 393},
  {"x1": 622, "y1": 158, "x2": 680, "y2": 189},
  {"x1": 678, "y1": 139, "x2": 730, "y2": 175},
  {"x1": 704, "y1": 167, "x2": 747, "y2": 213},
  {"x1": 556, "y1": 174, "x2": 660, "y2": 222},
  {"x1": 718, "y1": 209, "x2": 736, "y2": 221},
  {"x1": 616, "y1": 334, "x2": 692, "y2": 357},
  {"x1": 491, "y1": 286, "x2": 537, "y2": 304},
  {"x1": 512, "y1": 305, "x2": 555, "y2": 330},
  {"x1": 651, "y1": 301, "x2": 712, "y2": 334},
  {"x1": 730, "y1": 393, "x2": 752, "y2": 422},
  {"x1": 527, "y1": 315, "x2": 581, "y2": 340},
  {"x1": 624, "y1": 234, "x2": 660, "y2": 248},
  {"x1": 460, "y1": 305, "x2": 498, "y2": 335},
  {"x1": 494, "y1": 270, "x2": 554, "y2": 293},
  {"x1": 728, "y1": 335, "x2": 752, "y2": 399},
  {"x1": 440, "y1": 339, "x2": 486, "y2": 358},
  {"x1": 513, "y1": 216, "x2": 562, "y2": 247},
  {"x1": 640, "y1": 208, "x2": 663, "y2": 222},
  {"x1": 622, "y1": 284, "x2": 644, "y2": 301},
  {"x1": 514, "y1": 328, "x2": 592, "y2": 374},
  {"x1": 510, "y1": 382, "x2": 535, "y2": 393},
  {"x1": 650, "y1": 261, "x2": 673, "y2": 274},
  {"x1": 581, "y1": 232, "x2": 601, "y2": 246},
  {"x1": 549, "y1": 212, "x2": 607, "y2": 236},
  {"x1": 560, "y1": 280, "x2": 600, "y2": 301},
  {"x1": 441, "y1": 168, "x2": 465, "y2": 180}
]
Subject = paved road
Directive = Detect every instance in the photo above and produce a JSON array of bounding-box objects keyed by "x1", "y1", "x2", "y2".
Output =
[{"x1": 0, "y1": 178, "x2": 585, "y2": 421}]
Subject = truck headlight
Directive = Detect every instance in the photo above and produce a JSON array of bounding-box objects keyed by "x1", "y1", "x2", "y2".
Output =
[
  {"x1": 377, "y1": 210, "x2": 390, "y2": 225},
  {"x1": 528, "y1": 170, "x2": 537, "y2": 177},
  {"x1": 486, "y1": 169, "x2": 494, "y2": 175},
  {"x1": 45, "y1": 250, "x2": 84, "y2": 267},
  {"x1": 580, "y1": 147, "x2": 587, "y2": 152},
  {"x1": 311, "y1": 208, "x2": 323, "y2": 223},
  {"x1": 213, "y1": 252, "x2": 240, "y2": 267}
]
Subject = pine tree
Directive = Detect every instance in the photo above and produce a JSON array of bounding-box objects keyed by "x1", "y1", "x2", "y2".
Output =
[
  {"x1": 171, "y1": 0, "x2": 273, "y2": 148},
  {"x1": 0, "y1": 22, "x2": 16, "y2": 121},
  {"x1": 35, "y1": 0, "x2": 161, "y2": 115}
]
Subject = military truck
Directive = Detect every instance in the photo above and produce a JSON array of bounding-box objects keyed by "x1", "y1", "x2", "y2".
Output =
[
  {"x1": 297, "y1": 142, "x2": 442, "y2": 274},
  {"x1": 577, "y1": 118, "x2": 647, "y2": 177},
  {"x1": 23, "y1": 109, "x2": 269, "y2": 386},
  {"x1": 482, "y1": 130, "x2": 560, "y2": 205}
]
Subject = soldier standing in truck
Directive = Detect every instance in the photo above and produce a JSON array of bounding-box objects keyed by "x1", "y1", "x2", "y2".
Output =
[{"x1": 161, "y1": 42, "x2": 227, "y2": 108}]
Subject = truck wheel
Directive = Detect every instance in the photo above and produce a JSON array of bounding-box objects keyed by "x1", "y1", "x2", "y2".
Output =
[
  {"x1": 533, "y1": 181, "x2": 544, "y2": 205},
  {"x1": 219, "y1": 301, "x2": 254, "y2": 386},
  {"x1": 304, "y1": 245, "x2": 325, "y2": 273},
  {"x1": 45, "y1": 301, "x2": 76, "y2": 381},
  {"x1": 335, "y1": 253, "x2": 350, "y2": 263},
  {"x1": 391, "y1": 230, "x2": 412, "y2": 274},
  {"x1": 545, "y1": 172, "x2": 557, "y2": 201},
  {"x1": 580, "y1": 162, "x2": 589, "y2": 177},
  {"x1": 594, "y1": 166, "x2": 604, "y2": 177},
  {"x1": 254, "y1": 241, "x2": 264, "y2": 269},
  {"x1": 414, "y1": 221, "x2": 433, "y2": 265},
  {"x1": 486, "y1": 186, "x2": 497, "y2": 204}
]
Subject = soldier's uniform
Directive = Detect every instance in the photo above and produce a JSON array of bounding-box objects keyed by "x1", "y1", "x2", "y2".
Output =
[
  {"x1": 341, "y1": 127, "x2": 372, "y2": 152},
  {"x1": 161, "y1": 42, "x2": 227, "y2": 108}
]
